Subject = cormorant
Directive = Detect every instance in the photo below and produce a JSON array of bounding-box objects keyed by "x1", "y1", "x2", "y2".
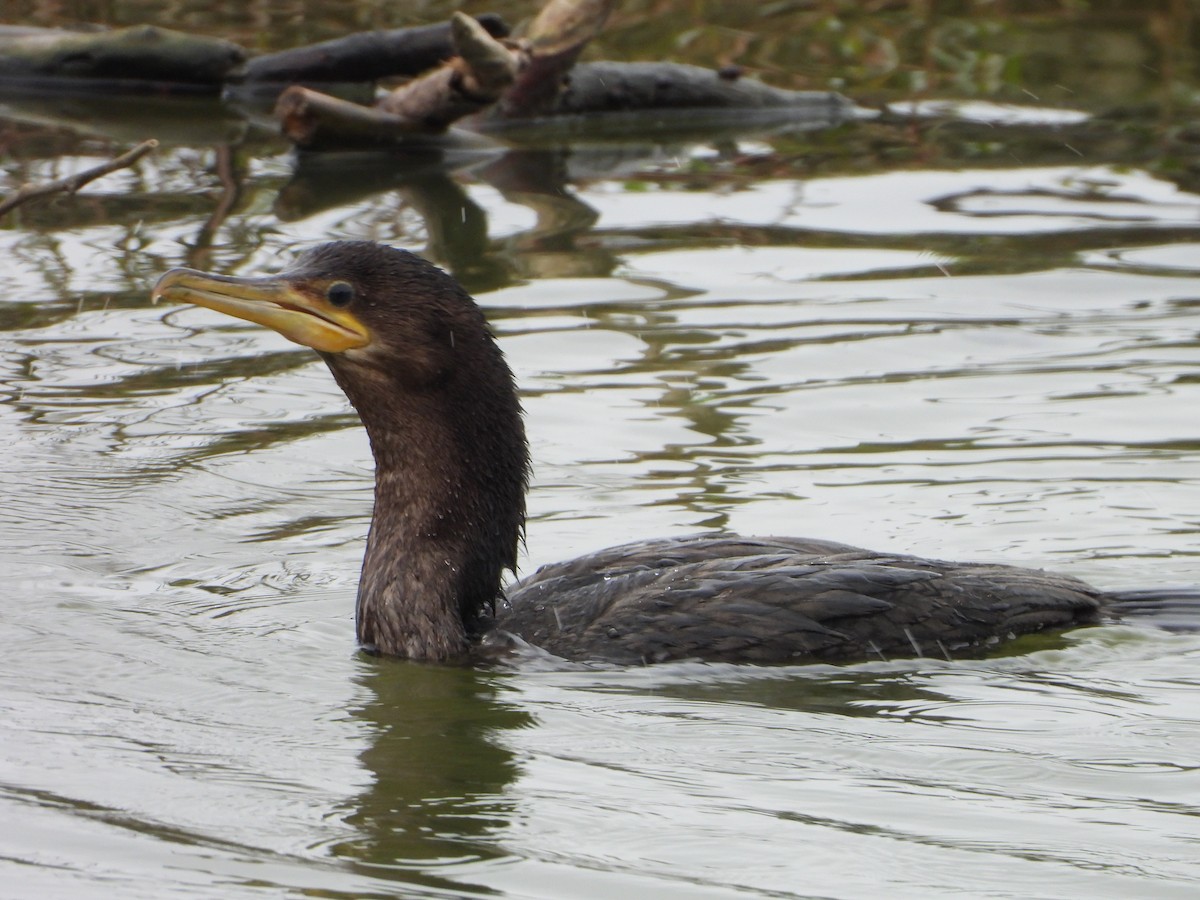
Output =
[{"x1": 151, "y1": 241, "x2": 1194, "y2": 665}]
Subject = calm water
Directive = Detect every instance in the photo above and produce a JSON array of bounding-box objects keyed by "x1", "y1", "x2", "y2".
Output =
[{"x1": 1, "y1": 5, "x2": 1200, "y2": 899}]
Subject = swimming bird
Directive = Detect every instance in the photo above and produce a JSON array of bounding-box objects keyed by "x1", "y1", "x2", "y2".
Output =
[{"x1": 152, "y1": 241, "x2": 1193, "y2": 665}]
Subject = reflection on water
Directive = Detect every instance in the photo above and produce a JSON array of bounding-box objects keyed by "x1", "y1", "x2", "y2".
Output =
[
  {"x1": 1, "y1": 4, "x2": 1200, "y2": 899},
  {"x1": 337, "y1": 663, "x2": 530, "y2": 889}
]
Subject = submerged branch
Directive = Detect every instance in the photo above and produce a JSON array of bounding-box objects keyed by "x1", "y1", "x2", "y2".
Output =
[{"x1": 0, "y1": 138, "x2": 158, "y2": 216}]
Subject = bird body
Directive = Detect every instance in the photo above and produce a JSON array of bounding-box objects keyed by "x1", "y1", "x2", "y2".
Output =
[
  {"x1": 151, "y1": 241, "x2": 1187, "y2": 665},
  {"x1": 496, "y1": 534, "x2": 1101, "y2": 664}
]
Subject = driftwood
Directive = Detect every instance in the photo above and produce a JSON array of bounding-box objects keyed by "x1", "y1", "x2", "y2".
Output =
[
  {"x1": 276, "y1": 10, "x2": 856, "y2": 150},
  {"x1": 0, "y1": 26, "x2": 244, "y2": 90},
  {"x1": 551, "y1": 61, "x2": 849, "y2": 115},
  {"x1": 277, "y1": 89, "x2": 424, "y2": 149},
  {"x1": 0, "y1": 2, "x2": 859, "y2": 152},
  {"x1": 492, "y1": 0, "x2": 614, "y2": 119},
  {"x1": 0, "y1": 138, "x2": 157, "y2": 216},
  {"x1": 230, "y1": 15, "x2": 510, "y2": 86},
  {"x1": 273, "y1": 0, "x2": 612, "y2": 149},
  {"x1": 278, "y1": 13, "x2": 523, "y2": 150},
  {"x1": 376, "y1": 15, "x2": 521, "y2": 124},
  {"x1": 0, "y1": 18, "x2": 512, "y2": 96}
]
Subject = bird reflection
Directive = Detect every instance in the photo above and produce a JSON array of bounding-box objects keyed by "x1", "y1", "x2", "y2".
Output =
[{"x1": 330, "y1": 660, "x2": 530, "y2": 890}]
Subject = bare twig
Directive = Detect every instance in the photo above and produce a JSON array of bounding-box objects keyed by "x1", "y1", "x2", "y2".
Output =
[{"x1": 0, "y1": 139, "x2": 158, "y2": 216}]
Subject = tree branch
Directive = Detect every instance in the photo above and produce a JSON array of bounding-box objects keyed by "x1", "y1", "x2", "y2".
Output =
[{"x1": 0, "y1": 138, "x2": 158, "y2": 216}]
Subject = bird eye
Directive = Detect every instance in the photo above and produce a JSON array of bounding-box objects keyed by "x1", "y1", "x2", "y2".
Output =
[{"x1": 327, "y1": 281, "x2": 355, "y2": 307}]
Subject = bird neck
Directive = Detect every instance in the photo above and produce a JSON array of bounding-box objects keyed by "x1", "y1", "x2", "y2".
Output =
[
  {"x1": 327, "y1": 347, "x2": 528, "y2": 661},
  {"x1": 356, "y1": 428, "x2": 471, "y2": 660}
]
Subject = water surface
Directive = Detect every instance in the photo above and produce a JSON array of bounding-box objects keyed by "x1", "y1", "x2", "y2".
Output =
[{"x1": 1, "y1": 4, "x2": 1199, "y2": 899}]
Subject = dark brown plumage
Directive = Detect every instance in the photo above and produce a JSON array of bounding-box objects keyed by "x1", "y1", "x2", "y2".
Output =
[{"x1": 151, "y1": 241, "x2": 1195, "y2": 665}]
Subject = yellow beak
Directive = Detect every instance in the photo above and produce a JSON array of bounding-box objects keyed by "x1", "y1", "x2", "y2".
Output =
[{"x1": 151, "y1": 267, "x2": 370, "y2": 353}]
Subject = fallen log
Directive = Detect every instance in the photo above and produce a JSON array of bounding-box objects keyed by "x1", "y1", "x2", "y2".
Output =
[
  {"x1": 0, "y1": 25, "x2": 244, "y2": 91},
  {"x1": 278, "y1": 13, "x2": 521, "y2": 150},
  {"x1": 0, "y1": 6, "x2": 859, "y2": 152},
  {"x1": 272, "y1": 0, "x2": 857, "y2": 151},
  {"x1": 0, "y1": 17, "x2": 512, "y2": 98},
  {"x1": 476, "y1": 60, "x2": 860, "y2": 141},
  {"x1": 229, "y1": 14, "x2": 510, "y2": 86},
  {"x1": 279, "y1": 59, "x2": 858, "y2": 150},
  {"x1": 553, "y1": 61, "x2": 849, "y2": 115}
]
